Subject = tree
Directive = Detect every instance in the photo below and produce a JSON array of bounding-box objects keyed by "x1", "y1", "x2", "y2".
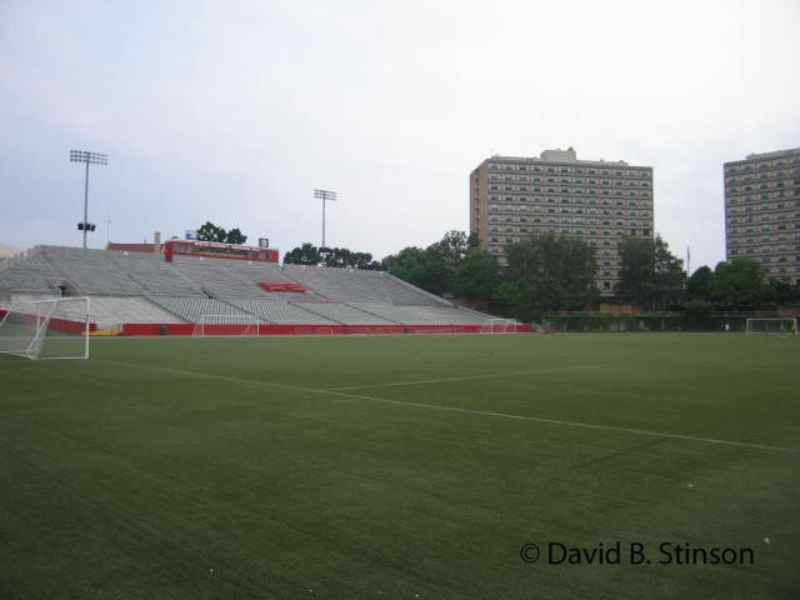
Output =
[
  {"x1": 284, "y1": 243, "x2": 381, "y2": 269},
  {"x1": 453, "y1": 247, "x2": 499, "y2": 303},
  {"x1": 196, "y1": 221, "x2": 227, "y2": 243},
  {"x1": 196, "y1": 222, "x2": 248, "y2": 244},
  {"x1": 383, "y1": 231, "x2": 477, "y2": 296},
  {"x1": 763, "y1": 278, "x2": 800, "y2": 305},
  {"x1": 503, "y1": 233, "x2": 597, "y2": 315},
  {"x1": 616, "y1": 237, "x2": 655, "y2": 306},
  {"x1": 383, "y1": 246, "x2": 448, "y2": 295},
  {"x1": 711, "y1": 258, "x2": 766, "y2": 308},
  {"x1": 226, "y1": 228, "x2": 247, "y2": 245},
  {"x1": 617, "y1": 235, "x2": 685, "y2": 309},
  {"x1": 283, "y1": 243, "x2": 321, "y2": 265},
  {"x1": 653, "y1": 236, "x2": 686, "y2": 308},
  {"x1": 687, "y1": 266, "x2": 714, "y2": 301},
  {"x1": 321, "y1": 247, "x2": 377, "y2": 269},
  {"x1": 712, "y1": 257, "x2": 765, "y2": 307},
  {"x1": 427, "y1": 231, "x2": 471, "y2": 292}
]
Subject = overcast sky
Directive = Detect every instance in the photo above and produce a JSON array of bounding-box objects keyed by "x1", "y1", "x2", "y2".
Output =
[{"x1": 1, "y1": 0, "x2": 798, "y2": 272}]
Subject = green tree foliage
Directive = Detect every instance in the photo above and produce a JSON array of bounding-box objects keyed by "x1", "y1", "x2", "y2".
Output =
[
  {"x1": 617, "y1": 235, "x2": 685, "y2": 308},
  {"x1": 383, "y1": 246, "x2": 448, "y2": 294},
  {"x1": 196, "y1": 222, "x2": 248, "y2": 244},
  {"x1": 711, "y1": 258, "x2": 766, "y2": 307},
  {"x1": 453, "y1": 248, "x2": 499, "y2": 302},
  {"x1": 763, "y1": 279, "x2": 800, "y2": 305},
  {"x1": 383, "y1": 231, "x2": 491, "y2": 297},
  {"x1": 283, "y1": 243, "x2": 321, "y2": 265},
  {"x1": 284, "y1": 243, "x2": 380, "y2": 269},
  {"x1": 653, "y1": 236, "x2": 686, "y2": 308},
  {"x1": 616, "y1": 237, "x2": 654, "y2": 306},
  {"x1": 427, "y1": 231, "x2": 472, "y2": 292},
  {"x1": 687, "y1": 266, "x2": 714, "y2": 300},
  {"x1": 503, "y1": 233, "x2": 598, "y2": 314},
  {"x1": 225, "y1": 228, "x2": 247, "y2": 245},
  {"x1": 196, "y1": 221, "x2": 228, "y2": 243},
  {"x1": 320, "y1": 247, "x2": 379, "y2": 269}
]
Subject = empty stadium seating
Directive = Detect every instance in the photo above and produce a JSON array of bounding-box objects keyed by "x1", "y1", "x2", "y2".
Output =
[
  {"x1": 293, "y1": 302, "x2": 395, "y2": 325},
  {"x1": 8, "y1": 295, "x2": 186, "y2": 329},
  {"x1": 0, "y1": 245, "x2": 514, "y2": 334},
  {"x1": 39, "y1": 246, "x2": 143, "y2": 296},
  {"x1": 224, "y1": 299, "x2": 336, "y2": 324},
  {"x1": 281, "y1": 265, "x2": 445, "y2": 305},
  {"x1": 350, "y1": 303, "x2": 493, "y2": 325},
  {"x1": 147, "y1": 296, "x2": 258, "y2": 323},
  {"x1": 108, "y1": 253, "x2": 203, "y2": 296},
  {"x1": 0, "y1": 249, "x2": 67, "y2": 296}
]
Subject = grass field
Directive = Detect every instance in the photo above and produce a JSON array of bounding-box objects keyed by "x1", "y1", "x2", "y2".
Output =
[{"x1": 1, "y1": 333, "x2": 799, "y2": 599}]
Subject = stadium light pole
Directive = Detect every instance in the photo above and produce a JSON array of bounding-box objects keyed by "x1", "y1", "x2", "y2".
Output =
[
  {"x1": 313, "y1": 189, "x2": 337, "y2": 248},
  {"x1": 70, "y1": 150, "x2": 108, "y2": 249}
]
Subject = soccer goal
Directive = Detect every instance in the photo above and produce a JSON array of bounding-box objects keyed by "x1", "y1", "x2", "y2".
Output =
[
  {"x1": 192, "y1": 314, "x2": 260, "y2": 337},
  {"x1": 0, "y1": 296, "x2": 91, "y2": 360},
  {"x1": 745, "y1": 318, "x2": 798, "y2": 336},
  {"x1": 482, "y1": 318, "x2": 518, "y2": 334}
]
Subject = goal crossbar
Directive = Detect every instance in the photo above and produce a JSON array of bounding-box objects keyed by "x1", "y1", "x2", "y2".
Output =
[
  {"x1": 745, "y1": 317, "x2": 798, "y2": 336},
  {"x1": 193, "y1": 313, "x2": 261, "y2": 337},
  {"x1": 482, "y1": 318, "x2": 519, "y2": 334}
]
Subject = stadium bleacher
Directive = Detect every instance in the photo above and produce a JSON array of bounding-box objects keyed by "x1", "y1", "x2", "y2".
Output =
[
  {"x1": 281, "y1": 265, "x2": 445, "y2": 305},
  {"x1": 0, "y1": 245, "x2": 518, "y2": 334},
  {"x1": 350, "y1": 303, "x2": 492, "y2": 325},
  {"x1": 224, "y1": 299, "x2": 337, "y2": 324},
  {"x1": 293, "y1": 302, "x2": 395, "y2": 325},
  {"x1": 146, "y1": 296, "x2": 256, "y2": 324},
  {"x1": 39, "y1": 246, "x2": 143, "y2": 296},
  {"x1": 108, "y1": 252, "x2": 203, "y2": 296}
]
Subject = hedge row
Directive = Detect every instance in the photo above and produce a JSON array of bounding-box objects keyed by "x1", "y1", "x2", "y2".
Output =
[{"x1": 542, "y1": 315, "x2": 749, "y2": 333}]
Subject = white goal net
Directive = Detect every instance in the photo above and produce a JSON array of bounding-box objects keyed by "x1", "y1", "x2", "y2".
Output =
[
  {"x1": 745, "y1": 318, "x2": 798, "y2": 336},
  {"x1": 192, "y1": 314, "x2": 260, "y2": 336},
  {"x1": 0, "y1": 296, "x2": 91, "y2": 360},
  {"x1": 482, "y1": 318, "x2": 518, "y2": 334}
]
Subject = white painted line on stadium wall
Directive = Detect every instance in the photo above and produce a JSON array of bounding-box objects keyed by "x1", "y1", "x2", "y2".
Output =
[{"x1": 100, "y1": 359, "x2": 799, "y2": 454}]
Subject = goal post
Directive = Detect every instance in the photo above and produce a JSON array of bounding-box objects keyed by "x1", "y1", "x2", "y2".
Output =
[
  {"x1": 745, "y1": 318, "x2": 798, "y2": 336},
  {"x1": 192, "y1": 314, "x2": 260, "y2": 337},
  {"x1": 482, "y1": 318, "x2": 518, "y2": 334},
  {"x1": 0, "y1": 296, "x2": 91, "y2": 360}
]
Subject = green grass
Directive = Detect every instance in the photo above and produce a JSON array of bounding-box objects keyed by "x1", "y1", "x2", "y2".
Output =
[{"x1": 1, "y1": 333, "x2": 799, "y2": 599}]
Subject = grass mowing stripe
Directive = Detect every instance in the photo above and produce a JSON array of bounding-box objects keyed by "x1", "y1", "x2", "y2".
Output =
[{"x1": 99, "y1": 359, "x2": 799, "y2": 454}]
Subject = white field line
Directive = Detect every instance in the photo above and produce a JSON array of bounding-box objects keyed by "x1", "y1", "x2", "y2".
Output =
[
  {"x1": 100, "y1": 359, "x2": 799, "y2": 454},
  {"x1": 329, "y1": 365, "x2": 603, "y2": 391}
]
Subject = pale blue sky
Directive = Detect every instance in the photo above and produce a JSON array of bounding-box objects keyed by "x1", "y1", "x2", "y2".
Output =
[{"x1": 1, "y1": 0, "x2": 799, "y2": 271}]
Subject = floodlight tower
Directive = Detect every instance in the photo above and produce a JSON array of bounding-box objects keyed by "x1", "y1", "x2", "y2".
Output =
[
  {"x1": 69, "y1": 150, "x2": 108, "y2": 249},
  {"x1": 314, "y1": 190, "x2": 336, "y2": 248},
  {"x1": 313, "y1": 188, "x2": 337, "y2": 248}
]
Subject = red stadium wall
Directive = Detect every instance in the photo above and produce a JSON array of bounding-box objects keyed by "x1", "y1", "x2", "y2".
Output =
[
  {"x1": 119, "y1": 322, "x2": 532, "y2": 336},
  {"x1": 0, "y1": 308, "x2": 95, "y2": 334},
  {"x1": 49, "y1": 317, "x2": 97, "y2": 334}
]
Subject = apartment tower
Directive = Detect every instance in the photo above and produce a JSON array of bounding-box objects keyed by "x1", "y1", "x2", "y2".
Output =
[
  {"x1": 469, "y1": 147, "x2": 654, "y2": 293},
  {"x1": 724, "y1": 147, "x2": 800, "y2": 284}
]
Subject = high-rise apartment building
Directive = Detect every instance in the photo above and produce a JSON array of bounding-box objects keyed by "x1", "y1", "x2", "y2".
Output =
[
  {"x1": 724, "y1": 147, "x2": 800, "y2": 285},
  {"x1": 469, "y1": 148, "x2": 654, "y2": 293}
]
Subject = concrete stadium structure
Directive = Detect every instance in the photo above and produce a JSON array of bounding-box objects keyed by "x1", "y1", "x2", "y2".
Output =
[{"x1": 0, "y1": 246, "x2": 528, "y2": 335}]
